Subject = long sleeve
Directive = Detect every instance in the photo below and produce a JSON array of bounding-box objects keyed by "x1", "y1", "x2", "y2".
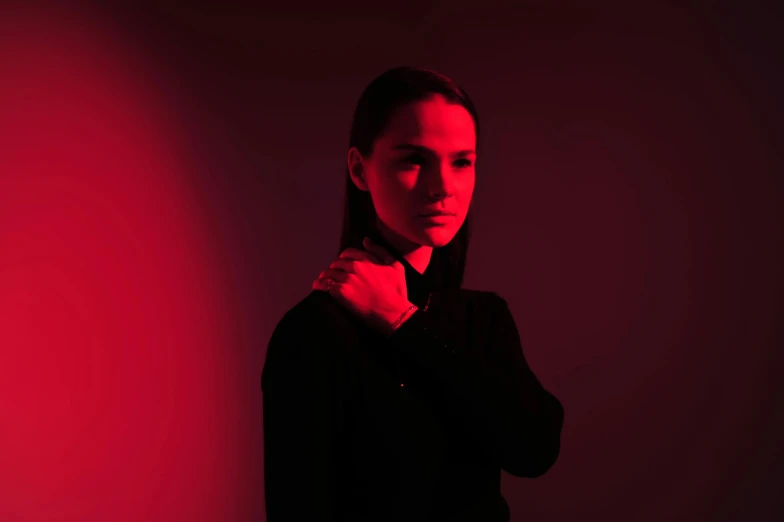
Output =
[
  {"x1": 388, "y1": 291, "x2": 564, "y2": 478},
  {"x1": 261, "y1": 305, "x2": 350, "y2": 521}
]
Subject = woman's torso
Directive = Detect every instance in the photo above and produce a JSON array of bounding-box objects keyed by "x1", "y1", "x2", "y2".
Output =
[{"x1": 307, "y1": 287, "x2": 511, "y2": 522}]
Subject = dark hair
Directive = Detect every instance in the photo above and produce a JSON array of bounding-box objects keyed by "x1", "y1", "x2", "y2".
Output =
[{"x1": 337, "y1": 66, "x2": 480, "y2": 290}]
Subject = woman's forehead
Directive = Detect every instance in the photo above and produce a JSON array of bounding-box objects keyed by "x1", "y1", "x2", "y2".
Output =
[{"x1": 377, "y1": 98, "x2": 475, "y2": 151}]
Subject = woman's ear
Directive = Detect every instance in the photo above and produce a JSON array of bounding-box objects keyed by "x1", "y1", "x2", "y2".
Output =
[{"x1": 347, "y1": 147, "x2": 369, "y2": 192}]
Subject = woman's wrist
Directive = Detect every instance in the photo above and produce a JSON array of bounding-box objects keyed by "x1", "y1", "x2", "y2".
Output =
[{"x1": 385, "y1": 301, "x2": 418, "y2": 336}]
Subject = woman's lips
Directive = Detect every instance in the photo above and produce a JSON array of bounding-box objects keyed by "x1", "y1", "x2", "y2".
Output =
[
  {"x1": 418, "y1": 214, "x2": 454, "y2": 223},
  {"x1": 418, "y1": 212, "x2": 456, "y2": 217}
]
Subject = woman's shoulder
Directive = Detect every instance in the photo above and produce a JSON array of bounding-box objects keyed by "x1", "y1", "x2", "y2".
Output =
[
  {"x1": 262, "y1": 291, "x2": 358, "y2": 391},
  {"x1": 272, "y1": 290, "x2": 357, "y2": 341},
  {"x1": 431, "y1": 288, "x2": 508, "y2": 327}
]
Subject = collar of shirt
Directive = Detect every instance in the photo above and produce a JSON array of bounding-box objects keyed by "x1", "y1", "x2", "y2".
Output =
[{"x1": 365, "y1": 229, "x2": 440, "y2": 309}]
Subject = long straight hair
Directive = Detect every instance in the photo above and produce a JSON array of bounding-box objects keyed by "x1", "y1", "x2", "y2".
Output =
[{"x1": 337, "y1": 66, "x2": 480, "y2": 290}]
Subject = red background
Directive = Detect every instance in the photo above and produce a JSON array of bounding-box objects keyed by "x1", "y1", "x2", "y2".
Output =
[{"x1": 1, "y1": 3, "x2": 781, "y2": 521}]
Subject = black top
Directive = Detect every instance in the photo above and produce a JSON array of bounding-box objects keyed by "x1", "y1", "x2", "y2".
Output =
[{"x1": 261, "y1": 234, "x2": 564, "y2": 522}]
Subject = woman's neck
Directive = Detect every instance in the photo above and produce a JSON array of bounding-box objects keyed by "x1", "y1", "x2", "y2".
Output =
[{"x1": 375, "y1": 218, "x2": 432, "y2": 275}]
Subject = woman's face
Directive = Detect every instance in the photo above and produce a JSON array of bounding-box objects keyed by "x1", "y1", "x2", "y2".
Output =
[{"x1": 348, "y1": 94, "x2": 477, "y2": 250}]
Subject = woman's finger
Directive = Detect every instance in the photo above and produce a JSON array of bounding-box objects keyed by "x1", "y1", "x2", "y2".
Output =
[
  {"x1": 312, "y1": 276, "x2": 333, "y2": 291},
  {"x1": 318, "y1": 268, "x2": 349, "y2": 283},
  {"x1": 329, "y1": 258, "x2": 354, "y2": 272},
  {"x1": 362, "y1": 237, "x2": 395, "y2": 265},
  {"x1": 313, "y1": 274, "x2": 339, "y2": 290}
]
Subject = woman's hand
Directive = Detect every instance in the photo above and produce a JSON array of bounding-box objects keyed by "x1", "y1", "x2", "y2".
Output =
[{"x1": 312, "y1": 236, "x2": 414, "y2": 334}]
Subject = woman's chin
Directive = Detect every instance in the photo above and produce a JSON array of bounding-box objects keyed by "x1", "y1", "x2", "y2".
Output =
[{"x1": 416, "y1": 227, "x2": 457, "y2": 248}]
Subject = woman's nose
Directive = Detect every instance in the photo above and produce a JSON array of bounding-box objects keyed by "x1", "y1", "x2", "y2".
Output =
[{"x1": 425, "y1": 165, "x2": 453, "y2": 195}]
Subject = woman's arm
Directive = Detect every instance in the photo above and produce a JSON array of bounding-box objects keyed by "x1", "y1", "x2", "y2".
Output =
[
  {"x1": 261, "y1": 306, "x2": 349, "y2": 521},
  {"x1": 388, "y1": 291, "x2": 564, "y2": 478}
]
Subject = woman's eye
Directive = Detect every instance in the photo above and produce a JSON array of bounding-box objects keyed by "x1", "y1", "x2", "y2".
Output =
[
  {"x1": 402, "y1": 154, "x2": 425, "y2": 166},
  {"x1": 400, "y1": 155, "x2": 473, "y2": 169}
]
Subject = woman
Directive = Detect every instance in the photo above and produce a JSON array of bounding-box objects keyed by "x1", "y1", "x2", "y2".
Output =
[{"x1": 262, "y1": 66, "x2": 564, "y2": 522}]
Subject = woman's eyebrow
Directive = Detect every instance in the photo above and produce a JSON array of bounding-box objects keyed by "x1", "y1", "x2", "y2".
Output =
[{"x1": 392, "y1": 143, "x2": 476, "y2": 157}]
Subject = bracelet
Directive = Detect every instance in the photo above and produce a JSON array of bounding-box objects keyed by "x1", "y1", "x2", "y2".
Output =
[{"x1": 388, "y1": 304, "x2": 417, "y2": 337}]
